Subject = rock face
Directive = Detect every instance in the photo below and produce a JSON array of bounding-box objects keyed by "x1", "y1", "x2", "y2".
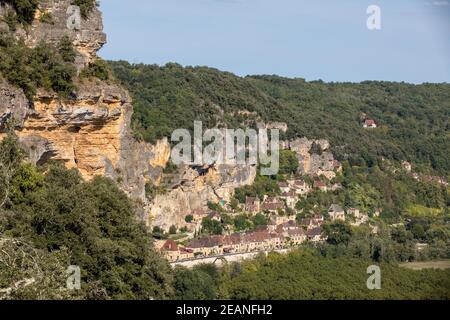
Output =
[
  {"x1": 0, "y1": 1, "x2": 171, "y2": 203},
  {"x1": 0, "y1": 0, "x2": 106, "y2": 72},
  {"x1": 0, "y1": 0, "x2": 256, "y2": 231},
  {"x1": 150, "y1": 164, "x2": 257, "y2": 231},
  {"x1": 286, "y1": 138, "x2": 339, "y2": 179},
  {"x1": 0, "y1": 78, "x2": 29, "y2": 129},
  {"x1": 14, "y1": 82, "x2": 130, "y2": 177}
]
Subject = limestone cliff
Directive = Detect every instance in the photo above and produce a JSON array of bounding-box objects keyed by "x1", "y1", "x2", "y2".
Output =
[
  {"x1": 0, "y1": 0, "x2": 255, "y2": 231},
  {"x1": 0, "y1": 0, "x2": 106, "y2": 72},
  {"x1": 285, "y1": 137, "x2": 340, "y2": 180},
  {"x1": 150, "y1": 164, "x2": 257, "y2": 231},
  {"x1": 0, "y1": 0, "x2": 171, "y2": 203}
]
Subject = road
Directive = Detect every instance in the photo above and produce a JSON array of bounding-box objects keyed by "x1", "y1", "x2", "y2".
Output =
[{"x1": 170, "y1": 248, "x2": 291, "y2": 268}]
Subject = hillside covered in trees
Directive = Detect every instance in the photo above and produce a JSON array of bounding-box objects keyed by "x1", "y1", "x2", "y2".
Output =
[{"x1": 109, "y1": 61, "x2": 449, "y2": 176}]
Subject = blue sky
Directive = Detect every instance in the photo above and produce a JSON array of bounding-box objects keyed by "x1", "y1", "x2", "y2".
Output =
[{"x1": 99, "y1": 0, "x2": 450, "y2": 84}]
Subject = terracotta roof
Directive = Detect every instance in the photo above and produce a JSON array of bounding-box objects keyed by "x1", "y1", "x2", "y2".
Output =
[
  {"x1": 293, "y1": 180, "x2": 306, "y2": 187},
  {"x1": 244, "y1": 231, "x2": 270, "y2": 243},
  {"x1": 187, "y1": 236, "x2": 224, "y2": 248},
  {"x1": 314, "y1": 180, "x2": 326, "y2": 188},
  {"x1": 307, "y1": 227, "x2": 322, "y2": 237},
  {"x1": 288, "y1": 228, "x2": 305, "y2": 237},
  {"x1": 281, "y1": 191, "x2": 296, "y2": 197},
  {"x1": 245, "y1": 197, "x2": 259, "y2": 205},
  {"x1": 161, "y1": 240, "x2": 179, "y2": 252},
  {"x1": 365, "y1": 119, "x2": 376, "y2": 126},
  {"x1": 262, "y1": 202, "x2": 284, "y2": 211}
]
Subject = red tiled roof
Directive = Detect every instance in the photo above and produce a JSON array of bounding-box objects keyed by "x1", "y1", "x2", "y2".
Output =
[
  {"x1": 161, "y1": 240, "x2": 179, "y2": 252},
  {"x1": 307, "y1": 227, "x2": 322, "y2": 237},
  {"x1": 314, "y1": 180, "x2": 326, "y2": 188}
]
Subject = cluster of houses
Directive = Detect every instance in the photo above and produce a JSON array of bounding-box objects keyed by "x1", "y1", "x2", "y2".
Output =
[
  {"x1": 244, "y1": 179, "x2": 319, "y2": 214},
  {"x1": 157, "y1": 214, "x2": 327, "y2": 262},
  {"x1": 158, "y1": 202, "x2": 374, "y2": 262}
]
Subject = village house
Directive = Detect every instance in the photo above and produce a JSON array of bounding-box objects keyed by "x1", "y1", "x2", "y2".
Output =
[
  {"x1": 313, "y1": 214, "x2": 325, "y2": 224},
  {"x1": 306, "y1": 227, "x2": 325, "y2": 242},
  {"x1": 191, "y1": 208, "x2": 209, "y2": 223},
  {"x1": 277, "y1": 182, "x2": 291, "y2": 194},
  {"x1": 244, "y1": 197, "x2": 261, "y2": 214},
  {"x1": 186, "y1": 236, "x2": 225, "y2": 257},
  {"x1": 347, "y1": 208, "x2": 369, "y2": 226},
  {"x1": 159, "y1": 240, "x2": 195, "y2": 262},
  {"x1": 267, "y1": 219, "x2": 278, "y2": 232},
  {"x1": 300, "y1": 216, "x2": 323, "y2": 230},
  {"x1": 280, "y1": 191, "x2": 297, "y2": 209},
  {"x1": 363, "y1": 119, "x2": 377, "y2": 129},
  {"x1": 287, "y1": 228, "x2": 307, "y2": 245},
  {"x1": 208, "y1": 211, "x2": 222, "y2": 222},
  {"x1": 291, "y1": 179, "x2": 311, "y2": 196},
  {"x1": 314, "y1": 180, "x2": 328, "y2": 192},
  {"x1": 242, "y1": 231, "x2": 271, "y2": 252},
  {"x1": 328, "y1": 204, "x2": 345, "y2": 221},
  {"x1": 261, "y1": 197, "x2": 285, "y2": 213},
  {"x1": 272, "y1": 214, "x2": 296, "y2": 226},
  {"x1": 333, "y1": 160, "x2": 343, "y2": 173},
  {"x1": 276, "y1": 220, "x2": 298, "y2": 232}
]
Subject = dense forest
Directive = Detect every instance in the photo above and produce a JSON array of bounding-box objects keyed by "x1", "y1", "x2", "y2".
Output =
[
  {"x1": 109, "y1": 61, "x2": 450, "y2": 176},
  {"x1": 0, "y1": 134, "x2": 174, "y2": 299},
  {"x1": 173, "y1": 250, "x2": 450, "y2": 300}
]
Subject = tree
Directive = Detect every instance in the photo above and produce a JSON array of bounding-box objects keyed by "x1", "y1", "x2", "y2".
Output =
[
  {"x1": 58, "y1": 36, "x2": 76, "y2": 63},
  {"x1": 1, "y1": 162, "x2": 175, "y2": 299},
  {"x1": 0, "y1": 133, "x2": 25, "y2": 208},
  {"x1": 169, "y1": 225, "x2": 177, "y2": 235},
  {"x1": 279, "y1": 150, "x2": 299, "y2": 175},
  {"x1": 252, "y1": 213, "x2": 268, "y2": 228},
  {"x1": 234, "y1": 215, "x2": 251, "y2": 231},
  {"x1": 173, "y1": 266, "x2": 216, "y2": 300},
  {"x1": 185, "y1": 215, "x2": 193, "y2": 223},
  {"x1": 201, "y1": 217, "x2": 223, "y2": 235},
  {"x1": 322, "y1": 222, "x2": 353, "y2": 246}
]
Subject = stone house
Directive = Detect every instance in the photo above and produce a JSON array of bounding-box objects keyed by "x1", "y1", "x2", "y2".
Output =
[
  {"x1": 289, "y1": 179, "x2": 311, "y2": 195},
  {"x1": 186, "y1": 236, "x2": 224, "y2": 256},
  {"x1": 280, "y1": 191, "x2": 297, "y2": 209},
  {"x1": 191, "y1": 208, "x2": 209, "y2": 223},
  {"x1": 261, "y1": 197, "x2": 285, "y2": 213},
  {"x1": 314, "y1": 180, "x2": 328, "y2": 192},
  {"x1": 287, "y1": 228, "x2": 307, "y2": 245},
  {"x1": 245, "y1": 197, "x2": 261, "y2": 214},
  {"x1": 363, "y1": 119, "x2": 377, "y2": 129},
  {"x1": 208, "y1": 211, "x2": 222, "y2": 222},
  {"x1": 277, "y1": 181, "x2": 291, "y2": 194},
  {"x1": 328, "y1": 204, "x2": 345, "y2": 221},
  {"x1": 307, "y1": 227, "x2": 325, "y2": 242},
  {"x1": 347, "y1": 208, "x2": 361, "y2": 219},
  {"x1": 161, "y1": 240, "x2": 195, "y2": 262}
]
